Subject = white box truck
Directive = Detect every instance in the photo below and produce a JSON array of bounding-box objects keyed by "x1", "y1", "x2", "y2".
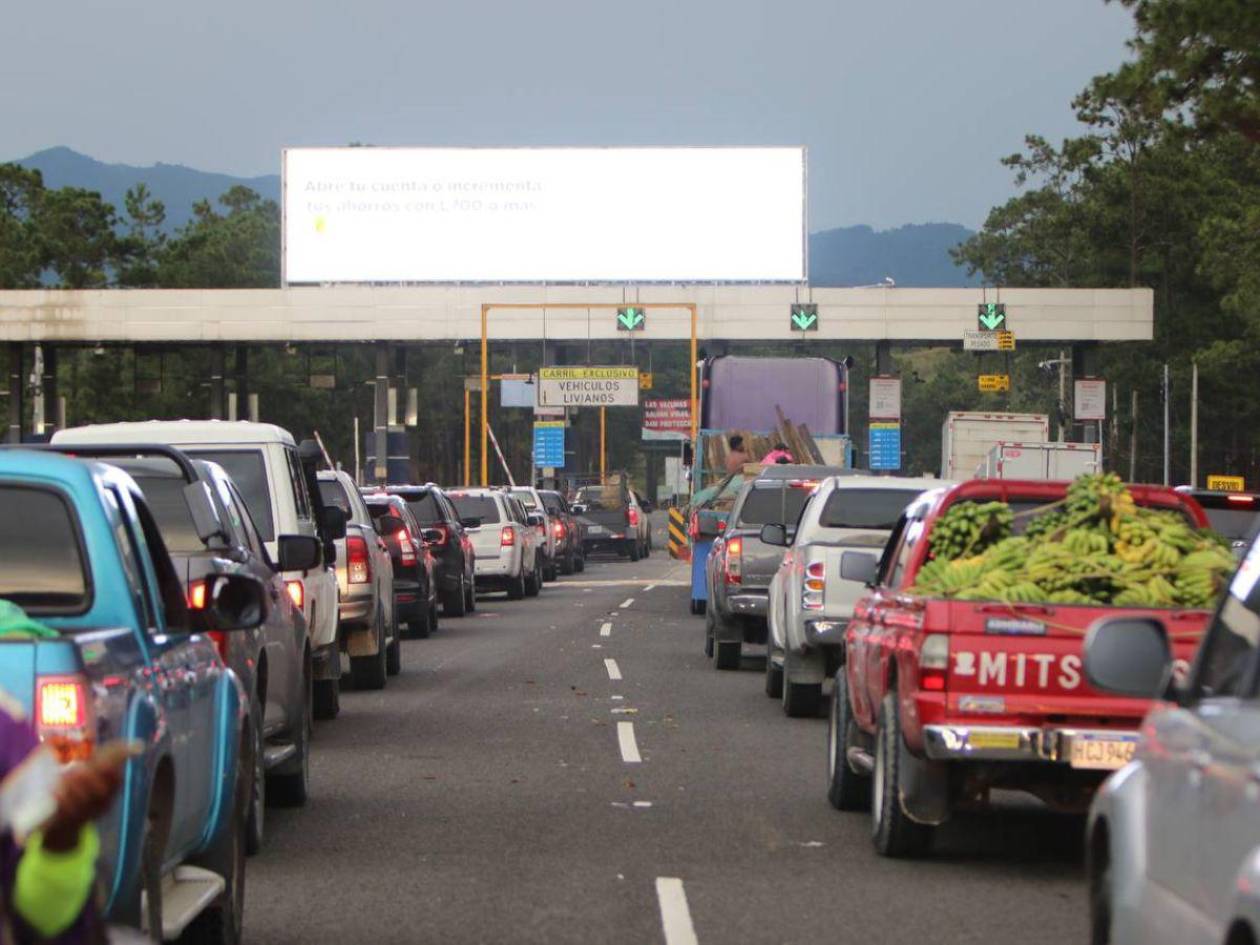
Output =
[
  {"x1": 974, "y1": 441, "x2": 1103, "y2": 480},
  {"x1": 940, "y1": 412, "x2": 1051, "y2": 479}
]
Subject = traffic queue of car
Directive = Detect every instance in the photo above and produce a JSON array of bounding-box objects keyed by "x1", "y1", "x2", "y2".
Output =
[
  {"x1": 692, "y1": 464, "x2": 1260, "y2": 945},
  {"x1": 0, "y1": 418, "x2": 650, "y2": 944}
]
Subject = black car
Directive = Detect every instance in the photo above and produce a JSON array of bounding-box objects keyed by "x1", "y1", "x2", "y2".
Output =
[
  {"x1": 538, "y1": 489, "x2": 586, "y2": 575},
  {"x1": 369, "y1": 484, "x2": 478, "y2": 617},
  {"x1": 364, "y1": 493, "x2": 440, "y2": 638}
]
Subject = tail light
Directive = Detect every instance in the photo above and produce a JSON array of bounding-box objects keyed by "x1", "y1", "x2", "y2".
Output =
[
  {"x1": 398, "y1": 532, "x2": 418, "y2": 567},
  {"x1": 36, "y1": 675, "x2": 94, "y2": 762},
  {"x1": 1227, "y1": 495, "x2": 1255, "y2": 505},
  {"x1": 187, "y1": 580, "x2": 208, "y2": 611},
  {"x1": 919, "y1": 634, "x2": 949, "y2": 692},
  {"x1": 802, "y1": 561, "x2": 825, "y2": 611},
  {"x1": 347, "y1": 535, "x2": 371, "y2": 584},
  {"x1": 426, "y1": 524, "x2": 449, "y2": 546},
  {"x1": 285, "y1": 580, "x2": 304, "y2": 610},
  {"x1": 553, "y1": 520, "x2": 566, "y2": 540},
  {"x1": 689, "y1": 512, "x2": 699, "y2": 540},
  {"x1": 724, "y1": 536, "x2": 743, "y2": 585},
  {"x1": 501, "y1": 526, "x2": 516, "y2": 547},
  {"x1": 628, "y1": 506, "x2": 640, "y2": 527}
]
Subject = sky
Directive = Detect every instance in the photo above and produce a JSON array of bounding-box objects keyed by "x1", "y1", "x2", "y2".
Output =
[{"x1": 2, "y1": 0, "x2": 1136, "y2": 231}]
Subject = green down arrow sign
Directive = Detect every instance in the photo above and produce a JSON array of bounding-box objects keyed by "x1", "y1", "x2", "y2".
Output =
[
  {"x1": 617, "y1": 307, "x2": 645, "y2": 330},
  {"x1": 977, "y1": 303, "x2": 1006, "y2": 331},
  {"x1": 790, "y1": 304, "x2": 819, "y2": 331}
]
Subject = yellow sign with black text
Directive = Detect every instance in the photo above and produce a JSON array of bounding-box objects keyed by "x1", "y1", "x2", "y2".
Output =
[
  {"x1": 978, "y1": 374, "x2": 1011, "y2": 392},
  {"x1": 1207, "y1": 475, "x2": 1245, "y2": 492}
]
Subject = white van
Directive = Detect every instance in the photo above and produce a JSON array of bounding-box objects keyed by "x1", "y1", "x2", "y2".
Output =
[{"x1": 52, "y1": 421, "x2": 345, "y2": 719}]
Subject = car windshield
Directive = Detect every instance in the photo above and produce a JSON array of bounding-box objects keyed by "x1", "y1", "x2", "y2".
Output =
[
  {"x1": 736, "y1": 485, "x2": 813, "y2": 526},
  {"x1": 449, "y1": 494, "x2": 501, "y2": 524},
  {"x1": 575, "y1": 486, "x2": 621, "y2": 510},
  {"x1": 819, "y1": 489, "x2": 923, "y2": 530},
  {"x1": 186, "y1": 449, "x2": 275, "y2": 541},
  {"x1": 0, "y1": 485, "x2": 90, "y2": 613}
]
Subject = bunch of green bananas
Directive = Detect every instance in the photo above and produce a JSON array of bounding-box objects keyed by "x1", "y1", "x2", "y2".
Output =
[{"x1": 927, "y1": 501, "x2": 1014, "y2": 560}]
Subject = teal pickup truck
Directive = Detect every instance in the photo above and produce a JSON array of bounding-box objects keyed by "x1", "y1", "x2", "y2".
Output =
[{"x1": 0, "y1": 449, "x2": 268, "y2": 943}]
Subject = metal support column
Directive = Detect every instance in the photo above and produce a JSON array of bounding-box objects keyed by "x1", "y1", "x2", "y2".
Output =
[
  {"x1": 874, "y1": 340, "x2": 894, "y2": 376},
  {"x1": 374, "y1": 342, "x2": 390, "y2": 484},
  {"x1": 7, "y1": 344, "x2": 22, "y2": 444},
  {"x1": 42, "y1": 346, "x2": 58, "y2": 435},
  {"x1": 210, "y1": 346, "x2": 226, "y2": 420},
  {"x1": 233, "y1": 345, "x2": 248, "y2": 421},
  {"x1": 1070, "y1": 343, "x2": 1096, "y2": 443}
]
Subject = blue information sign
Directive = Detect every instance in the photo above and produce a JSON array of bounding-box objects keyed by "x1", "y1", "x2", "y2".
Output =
[
  {"x1": 532, "y1": 421, "x2": 566, "y2": 468},
  {"x1": 868, "y1": 422, "x2": 902, "y2": 471}
]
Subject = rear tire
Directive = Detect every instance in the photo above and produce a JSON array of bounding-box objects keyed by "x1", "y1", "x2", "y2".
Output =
[
  {"x1": 508, "y1": 569, "x2": 526, "y2": 600},
  {"x1": 872, "y1": 692, "x2": 932, "y2": 858},
  {"x1": 1089, "y1": 829, "x2": 1113, "y2": 945},
  {"x1": 525, "y1": 559, "x2": 541, "y2": 597},
  {"x1": 714, "y1": 640, "x2": 741, "y2": 670},
  {"x1": 544, "y1": 560, "x2": 558, "y2": 582},
  {"x1": 386, "y1": 630, "x2": 402, "y2": 677},
  {"x1": 444, "y1": 574, "x2": 468, "y2": 617},
  {"x1": 827, "y1": 672, "x2": 871, "y2": 811},
  {"x1": 409, "y1": 603, "x2": 432, "y2": 639},
  {"x1": 269, "y1": 661, "x2": 311, "y2": 808},
  {"x1": 466, "y1": 574, "x2": 477, "y2": 611},
  {"x1": 628, "y1": 540, "x2": 641, "y2": 562},
  {"x1": 574, "y1": 552, "x2": 586, "y2": 573},
  {"x1": 560, "y1": 551, "x2": 574, "y2": 576},
  {"x1": 245, "y1": 711, "x2": 265, "y2": 854},
  {"x1": 782, "y1": 673, "x2": 822, "y2": 718},
  {"x1": 313, "y1": 677, "x2": 339, "y2": 721},
  {"x1": 764, "y1": 646, "x2": 784, "y2": 698},
  {"x1": 350, "y1": 612, "x2": 388, "y2": 690}
]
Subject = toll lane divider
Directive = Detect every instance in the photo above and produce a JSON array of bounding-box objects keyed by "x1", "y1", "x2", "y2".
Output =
[{"x1": 668, "y1": 508, "x2": 690, "y2": 561}]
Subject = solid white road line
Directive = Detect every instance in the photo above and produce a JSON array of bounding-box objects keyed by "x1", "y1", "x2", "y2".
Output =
[
  {"x1": 620, "y1": 598, "x2": 635, "y2": 609},
  {"x1": 604, "y1": 658, "x2": 623, "y2": 681},
  {"x1": 558, "y1": 579, "x2": 688, "y2": 589},
  {"x1": 617, "y1": 721, "x2": 641, "y2": 763},
  {"x1": 655, "y1": 878, "x2": 699, "y2": 945},
  {"x1": 644, "y1": 584, "x2": 657, "y2": 592},
  {"x1": 600, "y1": 621, "x2": 612, "y2": 637}
]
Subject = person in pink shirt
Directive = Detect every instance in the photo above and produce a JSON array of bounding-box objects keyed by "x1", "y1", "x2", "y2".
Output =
[{"x1": 761, "y1": 443, "x2": 795, "y2": 465}]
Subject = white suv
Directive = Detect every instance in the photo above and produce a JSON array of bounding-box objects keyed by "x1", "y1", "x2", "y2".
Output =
[
  {"x1": 446, "y1": 489, "x2": 542, "y2": 600},
  {"x1": 53, "y1": 421, "x2": 346, "y2": 719}
]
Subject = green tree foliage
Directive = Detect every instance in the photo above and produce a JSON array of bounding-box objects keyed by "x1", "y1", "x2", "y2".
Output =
[
  {"x1": 157, "y1": 185, "x2": 280, "y2": 288},
  {"x1": 117, "y1": 184, "x2": 167, "y2": 287},
  {"x1": 0, "y1": 165, "x2": 45, "y2": 288}
]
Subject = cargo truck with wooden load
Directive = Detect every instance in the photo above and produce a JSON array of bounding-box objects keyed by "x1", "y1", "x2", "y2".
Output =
[{"x1": 825, "y1": 473, "x2": 1235, "y2": 857}]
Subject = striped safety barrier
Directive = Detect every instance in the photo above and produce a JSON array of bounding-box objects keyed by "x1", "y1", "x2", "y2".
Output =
[{"x1": 668, "y1": 507, "x2": 691, "y2": 561}]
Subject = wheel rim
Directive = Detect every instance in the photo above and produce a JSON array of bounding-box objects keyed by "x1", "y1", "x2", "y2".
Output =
[
  {"x1": 828, "y1": 686, "x2": 839, "y2": 782},
  {"x1": 251, "y1": 725, "x2": 265, "y2": 842}
]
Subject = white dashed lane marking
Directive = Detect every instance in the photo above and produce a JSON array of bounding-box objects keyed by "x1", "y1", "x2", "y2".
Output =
[
  {"x1": 655, "y1": 878, "x2": 699, "y2": 945},
  {"x1": 620, "y1": 598, "x2": 635, "y2": 609},
  {"x1": 617, "y1": 721, "x2": 642, "y2": 763},
  {"x1": 604, "y1": 658, "x2": 623, "y2": 681},
  {"x1": 600, "y1": 621, "x2": 612, "y2": 637}
]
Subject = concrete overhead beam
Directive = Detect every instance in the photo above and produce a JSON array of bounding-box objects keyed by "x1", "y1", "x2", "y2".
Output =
[{"x1": 0, "y1": 286, "x2": 1152, "y2": 344}]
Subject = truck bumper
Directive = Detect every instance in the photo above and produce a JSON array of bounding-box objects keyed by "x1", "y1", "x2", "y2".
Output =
[
  {"x1": 725, "y1": 591, "x2": 767, "y2": 618},
  {"x1": 337, "y1": 594, "x2": 373, "y2": 628},
  {"x1": 803, "y1": 617, "x2": 847, "y2": 647},
  {"x1": 922, "y1": 725, "x2": 1139, "y2": 765}
]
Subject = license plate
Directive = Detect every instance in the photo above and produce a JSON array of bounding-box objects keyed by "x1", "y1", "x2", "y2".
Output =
[
  {"x1": 589, "y1": 524, "x2": 605, "y2": 534},
  {"x1": 968, "y1": 731, "x2": 1022, "y2": 751},
  {"x1": 1069, "y1": 734, "x2": 1137, "y2": 770}
]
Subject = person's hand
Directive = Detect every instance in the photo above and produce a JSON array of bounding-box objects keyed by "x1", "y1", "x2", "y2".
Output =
[{"x1": 41, "y1": 745, "x2": 132, "y2": 852}]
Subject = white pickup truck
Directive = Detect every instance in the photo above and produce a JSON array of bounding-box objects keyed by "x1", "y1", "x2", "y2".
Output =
[{"x1": 764, "y1": 475, "x2": 947, "y2": 716}]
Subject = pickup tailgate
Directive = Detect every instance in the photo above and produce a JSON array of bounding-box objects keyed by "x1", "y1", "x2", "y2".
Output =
[
  {"x1": 815, "y1": 531, "x2": 891, "y2": 616},
  {"x1": 932, "y1": 599, "x2": 1209, "y2": 721}
]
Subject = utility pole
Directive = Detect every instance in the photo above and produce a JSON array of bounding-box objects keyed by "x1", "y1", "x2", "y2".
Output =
[
  {"x1": 1058, "y1": 349, "x2": 1067, "y2": 442},
  {"x1": 1129, "y1": 389, "x2": 1138, "y2": 482},
  {"x1": 1189, "y1": 360, "x2": 1199, "y2": 489},
  {"x1": 1162, "y1": 362, "x2": 1171, "y2": 486}
]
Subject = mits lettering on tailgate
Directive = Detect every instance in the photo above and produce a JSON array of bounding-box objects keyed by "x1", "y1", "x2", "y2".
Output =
[{"x1": 954, "y1": 651, "x2": 1082, "y2": 690}]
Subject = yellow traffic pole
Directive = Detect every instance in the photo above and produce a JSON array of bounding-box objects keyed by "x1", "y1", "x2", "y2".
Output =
[
  {"x1": 689, "y1": 303, "x2": 698, "y2": 441},
  {"x1": 463, "y1": 386, "x2": 471, "y2": 486},
  {"x1": 480, "y1": 304, "x2": 489, "y2": 486},
  {"x1": 600, "y1": 407, "x2": 606, "y2": 483}
]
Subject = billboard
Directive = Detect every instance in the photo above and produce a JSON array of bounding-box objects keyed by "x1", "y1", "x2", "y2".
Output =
[{"x1": 283, "y1": 147, "x2": 805, "y2": 283}]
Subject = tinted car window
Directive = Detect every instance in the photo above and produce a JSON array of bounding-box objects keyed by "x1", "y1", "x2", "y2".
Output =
[
  {"x1": 0, "y1": 486, "x2": 89, "y2": 613},
  {"x1": 510, "y1": 489, "x2": 539, "y2": 510},
  {"x1": 286, "y1": 449, "x2": 312, "y2": 520},
  {"x1": 402, "y1": 492, "x2": 443, "y2": 525},
  {"x1": 187, "y1": 449, "x2": 274, "y2": 541},
  {"x1": 1203, "y1": 507, "x2": 1259, "y2": 542},
  {"x1": 1195, "y1": 553, "x2": 1260, "y2": 698},
  {"x1": 449, "y1": 495, "x2": 501, "y2": 525},
  {"x1": 318, "y1": 479, "x2": 352, "y2": 515},
  {"x1": 129, "y1": 474, "x2": 205, "y2": 554},
  {"x1": 540, "y1": 492, "x2": 566, "y2": 514},
  {"x1": 736, "y1": 486, "x2": 813, "y2": 527},
  {"x1": 819, "y1": 489, "x2": 922, "y2": 530}
]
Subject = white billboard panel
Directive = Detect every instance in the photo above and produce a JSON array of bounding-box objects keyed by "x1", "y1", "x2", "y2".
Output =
[{"x1": 283, "y1": 147, "x2": 805, "y2": 283}]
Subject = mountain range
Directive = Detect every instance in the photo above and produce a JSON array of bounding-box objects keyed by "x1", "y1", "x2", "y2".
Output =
[{"x1": 13, "y1": 147, "x2": 978, "y2": 287}]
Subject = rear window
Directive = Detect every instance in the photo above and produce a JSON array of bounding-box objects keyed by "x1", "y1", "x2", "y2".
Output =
[
  {"x1": 0, "y1": 486, "x2": 90, "y2": 613},
  {"x1": 819, "y1": 489, "x2": 923, "y2": 530},
  {"x1": 510, "y1": 489, "x2": 538, "y2": 509},
  {"x1": 187, "y1": 449, "x2": 274, "y2": 541},
  {"x1": 130, "y1": 475, "x2": 205, "y2": 554},
  {"x1": 736, "y1": 486, "x2": 813, "y2": 526},
  {"x1": 318, "y1": 479, "x2": 352, "y2": 516},
  {"x1": 399, "y1": 492, "x2": 442, "y2": 525},
  {"x1": 448, "y1": 495, "x2": 501, "y2": 525},
  {"x1": 1200, "y1": 504, "x2": 1260, "y2": 541},
  {"x1": 575, "y1": 487, "x2": 621, "y2": 510},
  {"x1": 540, "y1": 493, "x2": 565, "y2": 514}
]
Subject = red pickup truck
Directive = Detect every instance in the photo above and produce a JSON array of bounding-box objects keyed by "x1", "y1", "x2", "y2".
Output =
[{"x1": 827, "y1": 479, "x2": 1212, "y2": 857}]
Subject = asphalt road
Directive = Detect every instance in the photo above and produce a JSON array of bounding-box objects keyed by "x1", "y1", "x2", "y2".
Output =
[{"x1": 245, "y1": 517, "x2": 1088, "y2": 944}]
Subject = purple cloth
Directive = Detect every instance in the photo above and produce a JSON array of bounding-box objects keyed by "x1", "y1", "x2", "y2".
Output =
[{"x1": 0, "y1": 710, "x2": 102, "y2": 944}]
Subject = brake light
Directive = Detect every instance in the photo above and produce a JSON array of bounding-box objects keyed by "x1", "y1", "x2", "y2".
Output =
[
  {"x1": 286, "y1": 580, "x2": 304, "y2": 610},
  {"x1": 553, "y1": 520, "x2": 566, "y2": 540},
  {"x1": 347, "y1": 535, "x2": 371, "y2": 584},
  {"x1": 36, "y1": 675, "x2": 94, "y2": 762},
  {"x1": 187, "y1": 580, "x2": 208, "y2": 610},
  {"x1": 689, "y1": 512, "x2": 700, "y2": 540},
  {"x1": 628, "y1": 506, "x2": 640, "y2": 527},
  {"x1": 1227, "y1": 495, "x2": 1254, "y2": 505},
  {"x1": 398, "y1": 532, "x2": 418, "y2": 567},
  {"x1": 724, "y1": 536, "x2": 743, "y2": 585},
  {"x1": 501, "y1": 526, "x2": 515, "y2": 547},
  {"x1": 788, "y1": 480, "x2": 820, "y2": 490},
  {"x1": 802, "y1": 561, "x2": 825, "y2": 611},
  {"x1": 919, "y1": 634, "x2": 949, "y2": 693}
]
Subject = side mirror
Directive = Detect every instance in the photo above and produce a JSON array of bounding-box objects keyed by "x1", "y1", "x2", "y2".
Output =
[
  {"x1": 377, "y1": 514, "x2": 406, "y2": 536},
  {"x1": 319, "y1": 505, "x2": 347, "y2": 541},
  {"x1": 277, "y1": 534, "x2": 321, "y2": 572},
  {"x1": 460, "y1": 517, "x2": 481, "y2": 530},
  {"x1": 571, "y1": 504, "x2": 587, "y2": 515},
  {"x1": 298, "y1": 439, "x2": 323, "y2": 466},
  {"x1": 840, "y1": 550, "x2": 879, "y2": 586},
  {"x1": 184, "y1": 481, "x2": 229, "y2": 546},
  {"x1": 422, "y1": 528, "x2": 444, "y2": 545},
  {"x1": 189, "y1": 574, "x2": 267, "y2": 634},
  {"x1": 1084, "y1": 616, "x2": 1173, "y2": 698},
  {"x1": 760, "y1": 523, "x2": 789, "y2": 547}
]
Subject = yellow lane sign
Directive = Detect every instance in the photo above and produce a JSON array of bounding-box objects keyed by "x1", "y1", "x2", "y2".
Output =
[
  {"x1": 978, "y1": 374, "x2": 1011, "y2": 392},
  {"x1": 1207, "y1": 475, "x2": 1246, "y2": 492}
]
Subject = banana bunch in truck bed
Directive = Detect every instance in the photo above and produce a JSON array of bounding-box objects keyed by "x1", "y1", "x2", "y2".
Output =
[{"x1": 910, "y1": 474, "x2": 1236, "y2": 608}]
